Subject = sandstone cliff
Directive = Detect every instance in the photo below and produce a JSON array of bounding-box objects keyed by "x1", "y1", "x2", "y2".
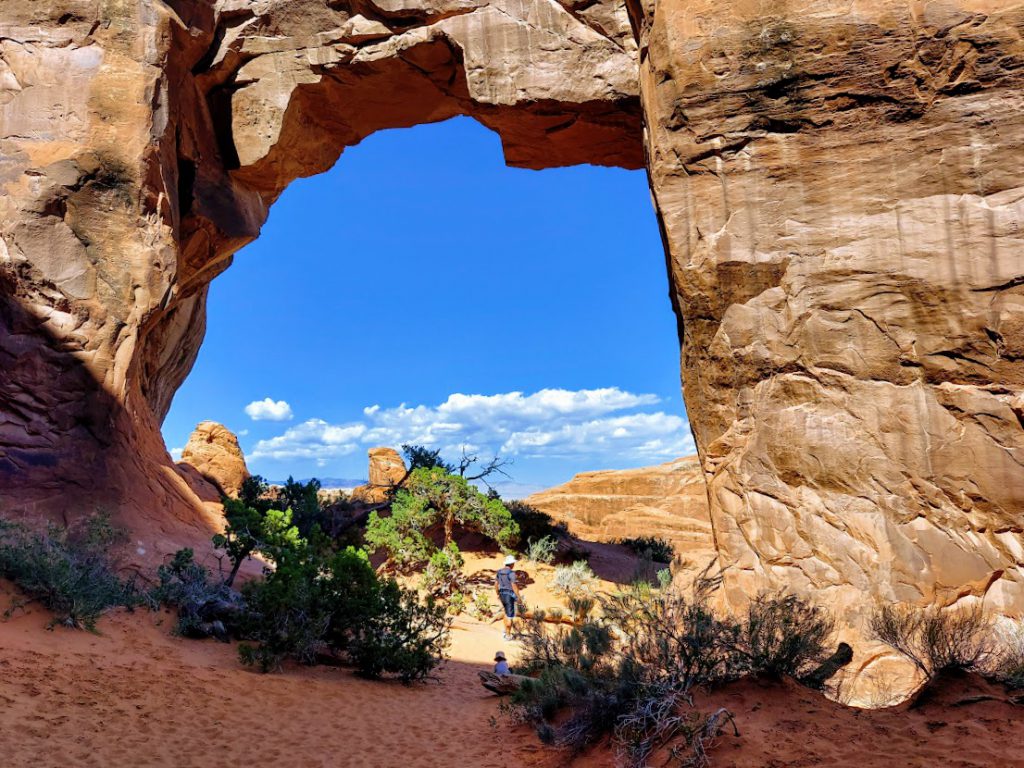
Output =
[
  {"x1": 633, "y1": 0, "x2": 1024, "y2": 630},
  {"x1": 525, "y1": 457, "x2": 715, "y2": 568},
  {"x1": 1, "y1": 0, "x2": 1022, "y2": 671}
]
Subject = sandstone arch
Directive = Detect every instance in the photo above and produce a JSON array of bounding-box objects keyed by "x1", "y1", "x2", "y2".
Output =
[{"x1": 2, "y1": 0, "x2": 1023, "y2": 637}]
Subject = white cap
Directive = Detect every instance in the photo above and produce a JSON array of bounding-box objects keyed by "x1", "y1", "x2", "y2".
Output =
[{"x1": 504, "y1": 555, "x2": 516, "y2": 566}]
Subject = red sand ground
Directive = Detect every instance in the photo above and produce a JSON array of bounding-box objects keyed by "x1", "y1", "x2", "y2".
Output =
[{"x1": 0, "y1": 553, "x2": 1021, "y2": 768}]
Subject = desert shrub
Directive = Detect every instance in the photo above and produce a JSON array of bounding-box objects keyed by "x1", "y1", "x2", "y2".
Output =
[
  {"x1": 240, "y1": 475, "x2": 355, "y2": 541},
  {"x1": 551, "y1": 561, "x2": 599, "y2": 601},
  {"x1": 525, "y1": 536, "x2": 557, "y2": 565},
  {"x1": 512, "y1": 570, "x2": 834, "y2": 766},
  {"x1": 470, "y1": 590, "x2": 495, "y2": 621},
  {"x1": 739, "y1": 592, "x2": 834, "y2": 678},
  {"x1": 150, "y1": 549, "x2": 243, "y2": 639},
  {"x1": 446, "y1": 591, "x2": 466, "y2": 616},
  {"x1": 402, "y1": 443, "x2": 454, "y2": 474},
  {"x1": 365, "y1": 467, "x2": 518, "y2": 573},
  {"x1": 238, "y1": 475, "x2": 274, "y2": 513},
  {"x1": 991, "y1": 620, "x2": 1024, "y2": 688},
  {"x1": 346, "y1": 579, "x2": 451, "y2": 682},
  {"x1": 275, "y1": 476, "x2": 324, "y2": 539},
  {"x1": 236, "y1": 524, "x2": 450, "y2": 681},
  {"x1": 215, "y1": 500, "x2": 303, "y2": 587},
  {"x1": 421, "y1": 542, "x2": 466, "y2": 598},
  {"x1": 507, "y1": 501, "x2": 566, "y2": 544},
  {"x1": 615, "y1": 536, "x2": 676, "y2": 564},
  {"x1": 870, "y1": 603, "x2": 994, "y2": 679},
  {"x1": 0, "y1": 515, "x2": 138, "y2": 630}
]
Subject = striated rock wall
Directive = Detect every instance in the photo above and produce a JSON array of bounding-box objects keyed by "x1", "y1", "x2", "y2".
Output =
[
  {"x1": 525, "y1": 456, "x2": 716, "y2": 568},
  {"x1": 1, "y1": 0, "x2": 1022, "y2": 661},
  {"x1": 634, "y1": 1, "x2": 1024, "y2": 630}
]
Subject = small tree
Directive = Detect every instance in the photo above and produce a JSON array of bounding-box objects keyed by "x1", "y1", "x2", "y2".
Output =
[
  {"x1": 365, "y1": 466, "x2": 519, "y2": 568},
  {"x1": 215, "y1": 499, "x2": 303, "y2": 587},
  {"x1": 276, "y1": 476, "x2": 324, "y2": 538}
]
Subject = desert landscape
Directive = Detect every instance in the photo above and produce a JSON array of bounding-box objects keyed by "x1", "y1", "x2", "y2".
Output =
[{"x1": 2, "y1": 0, "x2": 1024, "y2": 764}]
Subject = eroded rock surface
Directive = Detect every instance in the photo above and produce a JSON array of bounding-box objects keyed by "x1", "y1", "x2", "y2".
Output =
[
  {"x1": 0, "y1": 0, "x2": 641, "y2": 556},
  {"x1": 178, "y1": 421, "x2": 249, "y2": 498},
  {"x1": 525, "y1": 457, "x2": 715, "y2": 568},
  {"x1": 633, "y1": 1, "x2": 1024, "y2": 629},
  {"x1": 351, "y1": 447, "x2": 408, "y2": 503},
  {"x1": 1, "y1": 0, "x2": 1022, "y2": 672}
]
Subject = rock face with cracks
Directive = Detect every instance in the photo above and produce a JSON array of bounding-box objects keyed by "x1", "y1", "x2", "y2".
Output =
[
  {"x1": 1, "y1": 0, "x2": 1022, "y2": 661},
  {"x1": 633, "y1": 0, "x2": 1024, "y2": 631}
]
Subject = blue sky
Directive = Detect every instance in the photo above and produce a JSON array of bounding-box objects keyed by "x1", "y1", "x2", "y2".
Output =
[{"x1": 162, "y1": 116, "x2": 693, "y2": 496}]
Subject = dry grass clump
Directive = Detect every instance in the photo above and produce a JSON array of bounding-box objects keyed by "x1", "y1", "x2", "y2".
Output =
[
  {"x1": 871, "y1": 603, "x2": 1024, "y2": 690},
  {"x1": 508, "y1": 567, "x2": 836, "y2": 767}
]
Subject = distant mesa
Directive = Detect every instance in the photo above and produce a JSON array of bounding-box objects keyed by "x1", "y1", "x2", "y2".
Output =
[
  {"x1": 177, "y1": 421, "x2": 250, "y2": 499},
  {"x1": 526, "y1": 456, "x2": 715, "y2": 570}
]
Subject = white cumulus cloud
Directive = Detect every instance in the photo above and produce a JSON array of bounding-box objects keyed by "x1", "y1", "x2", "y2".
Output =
[
  {"x1": 249, "y1": 387, "x2": 693, "y2": 467},
  {"x1": 244, "y1": 398, "x2": 294, "y2": 422}
]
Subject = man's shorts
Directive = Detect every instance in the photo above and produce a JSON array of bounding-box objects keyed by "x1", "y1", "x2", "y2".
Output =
[{"x1": 498, "y1": 590, "x2": 516, "y2": 619}]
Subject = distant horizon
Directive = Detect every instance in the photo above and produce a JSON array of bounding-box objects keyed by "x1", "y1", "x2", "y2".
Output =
[{"x1": 162, "y1": 117, "x2": 693, "y2": 493}]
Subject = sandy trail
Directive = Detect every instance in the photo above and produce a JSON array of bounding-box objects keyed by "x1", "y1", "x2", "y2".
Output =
[
  {"x1": 0, "y1": 551, "x2": 580, "y2": 768},
  {"x1": 1, "y1": 550, "x2": 1021, "y2": 768},
  {"x1": 0, "y1": 603, "x2": 533, "y2": 768}
]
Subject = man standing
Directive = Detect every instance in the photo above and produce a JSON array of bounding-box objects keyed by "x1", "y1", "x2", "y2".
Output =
[{"x1": 495, "y1": 554, "x2": 520, "y2": 640}]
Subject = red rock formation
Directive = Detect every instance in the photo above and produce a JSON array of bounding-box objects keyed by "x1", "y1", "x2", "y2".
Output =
[
  {"x1": 0, "y1": 0, "x2": 1022, "y2": 667},
  {"x1": 351, "y1": 447, "x2": 408, "y2": 503},
  {"x1": 0, "y1": 0, "x2": 641, "y2": 557},
  {"x1": 634, "y1": 0, "x2": 1024, "y2": 623},
  {"x1": 178, "y1": 421, "x2": 250, "y2": 498},
  {"x1": 525, "y1": 457, "x2": 715, "y2": 568}
]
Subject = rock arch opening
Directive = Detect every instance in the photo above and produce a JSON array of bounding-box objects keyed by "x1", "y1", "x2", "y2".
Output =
[
  {"x1": 163, "y1": 115, "x2": 688, "y2": 498},
  {"x1": 3, "y1": 0, "x2": 1023, "y2": 645}
]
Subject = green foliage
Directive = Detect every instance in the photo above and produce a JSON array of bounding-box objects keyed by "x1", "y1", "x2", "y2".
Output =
[
  {"x1": 214, "y1": 498, "x2": 265, "y2": 587},
  {"x1": 402, "y1": 444, "x2": 454, "y2": 473},
  {"x1": 614, "y1": 536, "x2": 676, "y2": 564},
  {"x1": 421, "y1": 542, "x2": 465, "y2": 598},
  {"x1": 237, "y1": 530, "x2": 450, "y2": 681},
  {"x1": 346, "y1": 579, "x2": 452, "y2": 682},
  {"x1": 507, "y1": 501, "x2": 566, "y2": 544},
  {"x1": 365, "y1": 466, "x2": 518, "y2": 568},
  {"x1": 0, "y1": 515, "x2": 138, "y2": 631},
  {"x1": 365, "y1": 494, "x2": 434, "y2": 569},
  {"x1": 275, "y1": 476, "x2": 324, "y2": 538},
  {"x1": 446, "y1": 591, "x2": 467, "y2": 616},
  {"x1": 470, "y1": 590, "x2": 495, "y2": 621},
  {"x1": 214, "y1": 499, "x2": 304, "y2": 587},
  {"x1": 238, "y1": 475, "x2": 274, "y2": 513},
  {"x1": 525, "y1": 536, "x2": 557, "y2": 565},
  {"x1": 151, "y1": 549, "x2": 243, "y2": 639}
]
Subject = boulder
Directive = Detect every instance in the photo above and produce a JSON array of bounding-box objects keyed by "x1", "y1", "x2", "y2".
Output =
[
  {"x1": 178, "y1": 422, "x2": 250, "y2": 499},
  {"x1": 351, "y1": 447, "x2": 407, "y2": 504}
]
